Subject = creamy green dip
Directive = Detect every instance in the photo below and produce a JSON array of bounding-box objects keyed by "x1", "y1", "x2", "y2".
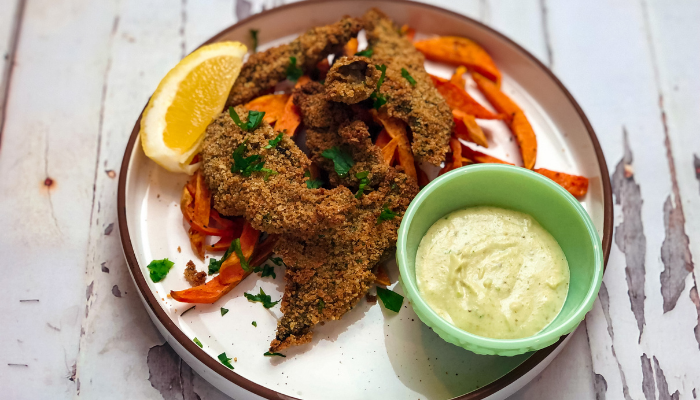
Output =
[{"x1": 415, "y1": 206, "x2": 569, "y2": 339}]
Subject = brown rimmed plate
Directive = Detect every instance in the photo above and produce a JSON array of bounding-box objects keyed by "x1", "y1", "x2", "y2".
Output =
[{"x1": 118, "y1": 1, "x2": 612, "y2": 399}]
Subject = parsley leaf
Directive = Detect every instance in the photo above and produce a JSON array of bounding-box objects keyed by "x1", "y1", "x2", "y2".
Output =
[
  {"x1": 208, "y1": 240, "x2": 238, "y2": 274},
  {"x1": 264, "y1": 351, "x2": 286, "y2": 357},
  {"x1": 218, "y1": 352, "x2": 234, "y2": 369},
  {"x1": 355, "y1": 171, "x2": 370, "y2": 198},
  {"x1": 250, "y1": 29, "x2": 259, "y2": 53},
  {"x1": 230, "y1": 140, "x2": 272, "y2": 177},
  {"x1": 252, "y1": 321, "x2": 257, "y2": 327},
  {"x1": 321, "y1": 146, "x2": 354, "y2": 177},
  {"x1": 376, "y1": 287, "x2": 404, "y2": 312},
  {"x1": 244, "y1": 287, "x2": 279, "y2": 309},
  {"x1": 147, "y1": 258, "x2": 174, "y2": 282},
  {"x1": 355, "y1": 48, "x2": 373, "y2": 57},
  {"x1": 232, "y1": 238, "x2": 251, "y2": 272},
  {"x1": 220, "y1": 307, "x2": 229, "y2": 316},
  {"x1": 286, "y1": 56, "x2": 303, "y2": 82},
  {"x1": 252, "y1": 264, "x2": 276, "y2": 279},
  {"x1": 264, "y1": 132, "x2": 284, "y2": 149},
  {"x1": 369, "y1": 64, "x2": 388, "y2": 110},
  {"x1": 377, "y1": 205, "x2": 398, "y2": 224},
  {"x1": 270, "y1": 256, "x2": 286, "y2": 267},
  {"x1": 401, "y1": 68, "x2": 416, "y2": 86},
  {"x1": 193, "y1": 337, "x2": 203, "y2": 348},
  {"x1": 229, "y1": 107, "x2": 265, "y2": 131},
  {"x1": 306, "y1": 178, "x2": 324, "y2": 189},
  {"x1": 318, "y1": 299, "x2": 325, "y2": 312}
]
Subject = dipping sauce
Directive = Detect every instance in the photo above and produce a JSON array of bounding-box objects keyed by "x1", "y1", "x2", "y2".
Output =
[{"x1": 415, "y1": 206, "x2": 569, "y2": 339}]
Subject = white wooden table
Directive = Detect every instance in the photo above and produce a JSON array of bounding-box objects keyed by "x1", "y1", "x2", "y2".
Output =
[{"x1": 1, "y1": 0, "x2": 698, "y2": 399}]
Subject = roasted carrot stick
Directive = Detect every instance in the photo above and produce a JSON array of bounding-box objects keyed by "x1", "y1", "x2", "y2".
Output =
[{"x1": 415, "y1": 36, "x2": 501, "y2": 84}]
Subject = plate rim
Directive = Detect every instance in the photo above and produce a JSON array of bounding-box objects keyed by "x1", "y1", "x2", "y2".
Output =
[{"x1": 117, "y1": 1, "x2": 613, "y2": 399}]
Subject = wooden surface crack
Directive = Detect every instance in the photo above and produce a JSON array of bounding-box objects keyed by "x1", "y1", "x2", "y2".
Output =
[
  {"x1": 598, "y1": 283, "x2": 633, "y2": 400},
  {"x1": 0, "y1": 0, "x2": 26, "y2": 147}
]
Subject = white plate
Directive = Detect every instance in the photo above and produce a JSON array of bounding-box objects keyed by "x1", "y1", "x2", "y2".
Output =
[{"x1": 118, "y1": 1, "x2": 612, "y2": 399}]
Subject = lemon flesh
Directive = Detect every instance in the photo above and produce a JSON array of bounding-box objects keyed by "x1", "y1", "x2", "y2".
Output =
[{"x1": 141, "y1": 41, "x2": 247, "y2": 173}]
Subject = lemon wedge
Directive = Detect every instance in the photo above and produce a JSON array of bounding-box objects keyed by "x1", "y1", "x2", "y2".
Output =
[{"x1": 140, "y1": 41, "x2": 247, "y2": 173}]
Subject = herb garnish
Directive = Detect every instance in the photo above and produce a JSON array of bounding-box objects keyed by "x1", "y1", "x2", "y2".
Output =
[
  {"x1": 355, "y1": 48, "x2": 373, "y2": 57},
  {"x1": 229, "y1": 107, "x2": 265, "y2": 131},
  {"x1": 252, "y1": 264, "x2": 276, "y2": 279},
  {"x1": 243, "y1": 288, "x2": 279, "y2": 309},
  {"x1": 286, "y1": 56, "x2": 303, "y2": 82},
  {"x1": 250, "y1": 29, "x2": 259, "y2": 53},
  {"x1": 232, "y1": 238, "x2": 251, "y2": 272},
  {"x1": 376, "y1": 287, "x2": 404, "y2": 312},
  {"x1": 270, "y1": 256, "x2": 286, "y2": 267},
  {"x1": 355, "y1": 171, "x2": 370, "y2": 198},
  {"x1": 218, "y1": 352, "x2": 234, "y2": 369},
  {"x1": 377, "y1": 205, "x2": 398, "y2": 224},
  {"x1": 181, "y1": 305, "x2": 196, "y2": 316},
  {"x1": 304, "y1": 170, "x2": 324, "y2": 188},
  {"x1": 401, "y1": 68, "x2": 416, "y2": 86},
  {"x1": 264, "y1": 132, "x2": 284, "y2": 149},
  {"x1": 208, "y1": 240, "x2": 238, "y2": 274},
  {"x1": 252, "y1": 321, "x2": 257, "y2": 327},
  {"x1": 369, "y1": 64, "x2": 387, "y2": 109},
  {"x1": 318, "y1": 299, "x2": 325, "y2": 312},
  {"x1": 147, "y1": 258, "x2": 174, "y2": 282},
  {"x1": 264, "y1": 352, "x2": 286, "y2": 357},
  {"x1": 230, "y1": 140, "x2": 276, "y2": 178},
  {"x1": 220, "y1": 307, "x2": 229, "y2": 316},
  {"x1": 193, "y1": 337, "x2": 203, "y2": 348},
  {"x1": 321, "y1": 146, "x2": 354, "y2": 177}
]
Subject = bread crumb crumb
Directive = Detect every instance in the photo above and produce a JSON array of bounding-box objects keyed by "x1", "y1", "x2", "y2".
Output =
[{"x1": 184, "y1": 260, "x2": 206, "y2": 287}]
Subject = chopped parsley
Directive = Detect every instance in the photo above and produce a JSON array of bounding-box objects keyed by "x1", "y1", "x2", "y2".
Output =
[
  {"x1": 220, "y1": 307, "x2": 229, "y2": 316},
  {"x1": 304, "y1": 170, "x2": 324, "y2": 188},
  {"x1": 286, "y1": 56, "x2": 303, "y2": 82},
  {"x1": 181, "y1": 306, "x2": 196, "y2": 316},
  {"x1": 208, "y1": 240, "x2": 238, "y2": 274},
  {"x1": 376, "y1": 287, "x2": 404, "y2": 312},
  {"x1": 252, "y1": 321, "x2": 257, "y2": 327},
  {"x1": 230, "y1": 140, "x2": 276, "y2": 178},
  {"x1": 264, "y1": 352, "x2": 286, "y2": 357},
  {"x1": 244, "y1": 287, "x2": 279, "y2": 309},
  {"x1": 250, "y1": 29, "x2": 259, "y2": 53},
  {"x1": 318, "y1": 299, "x2": 325, "y2": 312},
  {"x1": 377, "y1": 205, "x2": 398, "y2": 224},
  {"x1": 229, "y1": 238, "x2": 250, "y2": 272},
  {"x1": 370, "y1": 64, "x2": 387, "y2": 109},
  {"x1": 218, "y1": 352, "x2": 234, "y2": 369},
  {"x1": 193, "y1": 337, "x2": 203, "y2": 348},
  {"x1": 229, "y1": 107, "x2": 265, "y2": 131},
  {"x1": 146, "y1": 258, "x2": 174, "y2": 282},
  {"x1": 355, "y1": 48, "x2": 373, "y2": 57},
  {"x1": 401, "y1": 68, "x2": 416, "y2": 86},
  {"x1": 355, "y1": 171, "x2": 370, "y2": 198},
  {"x1": 270, "y1": 257, "x2": 286, "y2": 267},
  {"x1": 321, "y1": 146, "x2": 354, "y2": 177},
  {"x1": 264, "y1": 132, "x2": 284, "y2": 149},
  {"x1": 252, "y1": 264, "x2": 276, "y2": 279}
]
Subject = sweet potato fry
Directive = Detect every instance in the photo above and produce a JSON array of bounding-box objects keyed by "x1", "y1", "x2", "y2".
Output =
[
  {"x1": 276, "y1": 76, "x2": 311, "y2": 136},
  {"x1": 460, "y1": 144, "x2": 513, "y2": 165},
  {"x1": 245, "y1": 94, "x2": 290, "y2": 125},
  {"x1": 188, "y1": 228, "x2": 206, "y2": 259},
  {"x1": 372, "y1": 111, "x2": 417, "y2": 180},
  {"x1": 193, "y1": 170, "x2": 211, "y2": 227},
  {"x1": 375, "y1": 264, "x2": 391, "y2": 286},
  {"x1": 450, "y1": 66, "x2": 468, "y2": 89},
  {"x1": 415, "y1": 36, "x2": 501, "y2": 84},
  {"x1": 535, "y1": 168, "x2": 589, "y2": 197},
  {"x1": 453, "y1": 110, "x2": 488, "y2": 148},
  {"x1": 416, "y1": 164, "x2": 429, "y2": 188},
  {"x1": 450, "y1": 137, "x2": 462, "y2": 170},
  {"x1": 381, "y1": 138, "x2": 399, "y2": 165},
  {"x1": 472, "y1": 73, "x2": 537, "y2": 169},
  {"x1": 344, "y1": 37, "x2": 359, "y2": 57},
  {"x1": 400, "y1": 24, "x2": 416, "y2": 41},
  {"x1": 375, "y1": 129, "x2": 392, "y2": 148},
  {"x1": 430, "y1": 75, "x2": 503, "y2": 120}
]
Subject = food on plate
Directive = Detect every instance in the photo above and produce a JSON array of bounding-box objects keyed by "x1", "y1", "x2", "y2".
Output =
[
  {"x1": 140, "y1": 41, "x2": 247, "y2": 173},
  {"x1": 415, "y1": 206, "x2": 570, "y2": 339},
  {"x1": 226, "y1": 17, "x2": 362, "y2": 107},
  {"x1": 363, "y1": 8, "x2": 454, "y2": 165},
  {"x1": 414, "y1": 36, "x2": 502, "y2": 84},
  {"x1": 134, "y1": 6, "x2": 593, "y2": 356}
]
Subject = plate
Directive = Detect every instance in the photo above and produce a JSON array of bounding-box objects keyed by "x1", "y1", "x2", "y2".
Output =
[{"x1": 118, "y1": 1, "x2": 613, "y2": 399}]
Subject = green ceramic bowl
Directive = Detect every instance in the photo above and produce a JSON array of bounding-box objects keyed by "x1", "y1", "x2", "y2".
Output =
[{"x1": 396, "y1": 164, "x2": 603, "y2": 356}]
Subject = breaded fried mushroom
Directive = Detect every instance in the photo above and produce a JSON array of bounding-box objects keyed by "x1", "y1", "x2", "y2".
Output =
[{"x1": 324, "y1": 56, "x2": 381, "y2": 104}]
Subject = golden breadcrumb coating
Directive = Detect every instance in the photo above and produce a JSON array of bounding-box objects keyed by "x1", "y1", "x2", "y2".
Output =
[{"x1": 324, "y1": 56, "x2": 381, "y2": 104}]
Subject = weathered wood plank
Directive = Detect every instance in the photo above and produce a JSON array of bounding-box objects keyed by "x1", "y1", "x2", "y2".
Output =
[
  {"x1": 0, "y1": 0, "x2": 22, "y2": 137},
  {"x1": 0, "y1": 0, "x2": 120, "y2": 398},
  {"x1": 546, "y1": 1, "x2": 699, "y2": 399}
]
